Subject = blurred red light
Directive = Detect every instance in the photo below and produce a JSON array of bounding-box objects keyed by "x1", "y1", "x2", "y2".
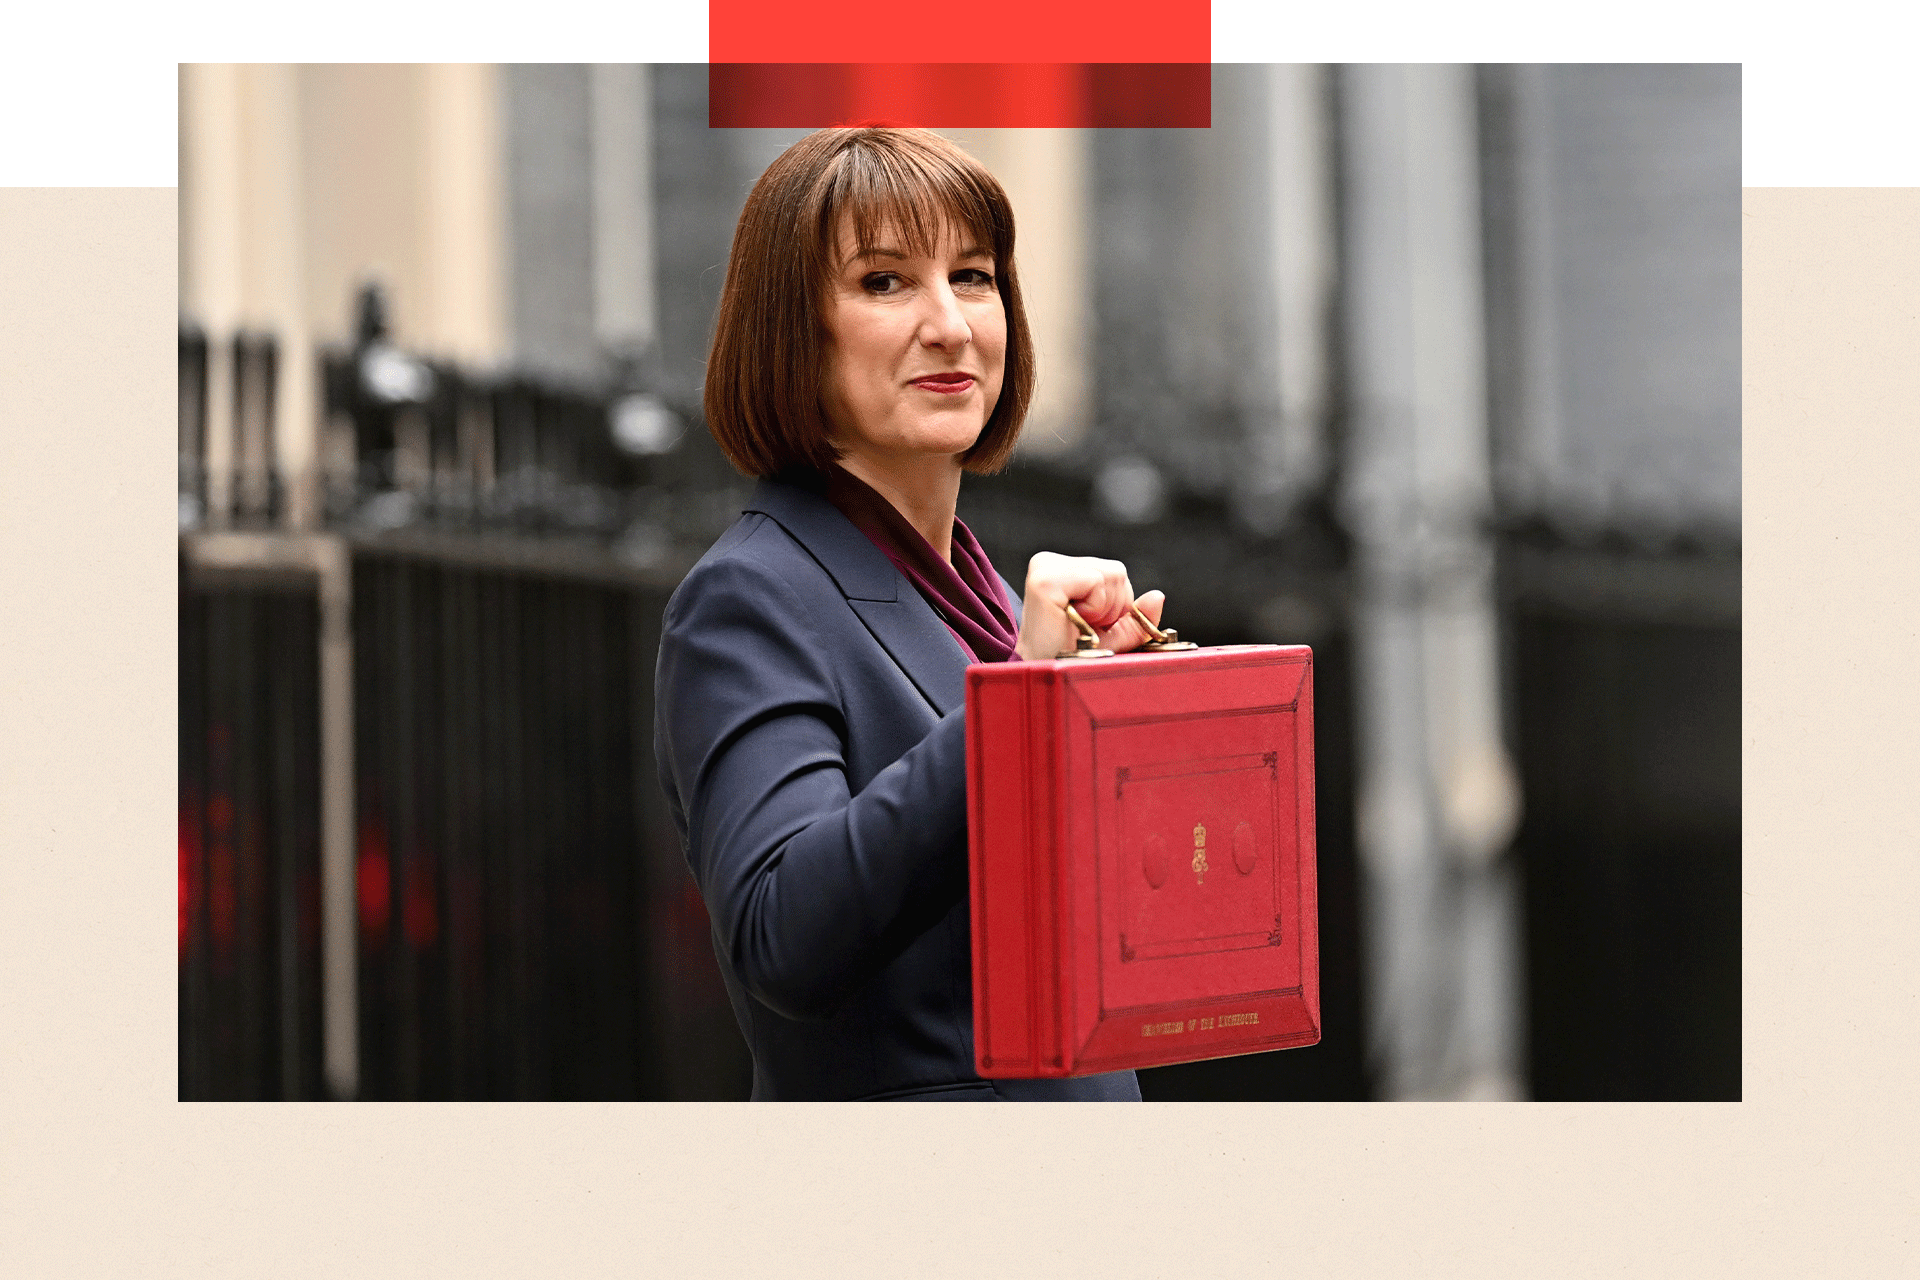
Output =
[
  {"x1": 358, "y1": 817, "x2": 391, "y2": 941},
  {"x1": 403, "y1": 851, "x2": 439, "y2": 949}
]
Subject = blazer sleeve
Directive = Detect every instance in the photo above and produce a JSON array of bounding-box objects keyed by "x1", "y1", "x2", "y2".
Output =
[{"x1": 654, "y1": 547, "x2": 968, "y2": 1022}]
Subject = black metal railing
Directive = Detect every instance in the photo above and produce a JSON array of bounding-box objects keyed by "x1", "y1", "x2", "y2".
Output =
[
  {"x1": 179, "y1": 563, "x2": 326, "y2": 1101},
  {"x1": 346, "y1": 554, "x2": 745, "y2": 1099},
  {"x1": 178, "y1": 283, "x2": 752, "y2": 1100},
  {"x1": 179, "y1": 325, "x2": 284, "y2": 530}
]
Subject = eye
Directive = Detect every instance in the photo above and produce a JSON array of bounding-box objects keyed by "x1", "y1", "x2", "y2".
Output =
[
  {"x1": 952, "y1": 268, "x2": 996, "y2": 291},
  {"x1": 861, "y1": 272, "x2": 906, "y2": 296}
]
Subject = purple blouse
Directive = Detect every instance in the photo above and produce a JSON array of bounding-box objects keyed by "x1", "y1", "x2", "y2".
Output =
[{"x1": 823, "y1": 466, "x2": 1019, "y2": 664}]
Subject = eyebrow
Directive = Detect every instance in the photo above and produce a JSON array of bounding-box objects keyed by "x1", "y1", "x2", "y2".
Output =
[{"x1": 846, "y1": 244, "x2": 994, "y2": 265}]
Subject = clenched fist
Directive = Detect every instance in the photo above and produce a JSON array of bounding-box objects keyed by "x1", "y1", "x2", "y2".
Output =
[{"x1": 1014, "y1": 551, "x2": 1167, "y2": 662}]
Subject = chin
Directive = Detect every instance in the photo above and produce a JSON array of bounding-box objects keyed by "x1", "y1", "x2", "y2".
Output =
[{"x1": 898, "y1": 412, "x2": 989, "y2": 457}]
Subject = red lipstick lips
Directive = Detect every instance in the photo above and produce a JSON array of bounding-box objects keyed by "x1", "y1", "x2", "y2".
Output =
[{"x1": 911, "y1": 372, "x2": 974, "y2": 394}]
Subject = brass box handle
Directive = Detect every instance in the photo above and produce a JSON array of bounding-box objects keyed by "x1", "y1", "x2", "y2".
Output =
[{"x1": 1055, "y1": 601, "x2": 1199, "y2": 659}]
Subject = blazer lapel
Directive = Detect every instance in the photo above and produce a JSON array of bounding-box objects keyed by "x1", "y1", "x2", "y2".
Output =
[
  {"x1": 845, "y1": 597, "x2": 967, "y2": 715},
  {"x1": 744, "y1": 478, "x2": 968, "y2": 716}
]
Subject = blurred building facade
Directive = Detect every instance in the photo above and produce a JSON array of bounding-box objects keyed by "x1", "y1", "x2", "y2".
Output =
[{"x1": 177, "y1": 64, "x2": 1739, "y2": 1101}]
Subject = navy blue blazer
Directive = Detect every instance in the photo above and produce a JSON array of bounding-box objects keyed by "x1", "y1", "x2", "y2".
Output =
[{"x1": 654, "y1": 474, "x2": 1140, "y2": 1101}]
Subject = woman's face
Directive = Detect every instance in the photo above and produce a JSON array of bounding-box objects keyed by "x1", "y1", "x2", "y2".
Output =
[{"x1": 819, "y1": 215, "x2": 1007, "y2": 470}]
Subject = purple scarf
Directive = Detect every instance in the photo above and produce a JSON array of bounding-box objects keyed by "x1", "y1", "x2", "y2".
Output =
[{"x1": 823, "y1": 466, "x2": 1019, "y2": 664}]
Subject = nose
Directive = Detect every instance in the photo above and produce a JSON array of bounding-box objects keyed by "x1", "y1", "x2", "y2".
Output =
[{"x1": 916, "y1": 280, "x2": 972, "y2": 350}]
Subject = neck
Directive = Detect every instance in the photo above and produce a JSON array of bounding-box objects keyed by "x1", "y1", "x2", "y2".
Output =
[{"x1": 834, "y1": 452, "x2": 963, "y2": 561}]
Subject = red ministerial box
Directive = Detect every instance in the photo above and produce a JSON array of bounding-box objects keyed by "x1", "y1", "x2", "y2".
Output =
[{"x1": 966, "y1": 645, "x2": 1320, "y2": 1077}]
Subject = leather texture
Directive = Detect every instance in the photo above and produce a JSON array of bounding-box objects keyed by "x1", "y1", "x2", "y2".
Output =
[
  {"x1": 968, "y1": 647, "x2": 1322, "y2": 1077},
  {"x1": 654, "y1": 474, "x2": 1140, "y2": 1101}
]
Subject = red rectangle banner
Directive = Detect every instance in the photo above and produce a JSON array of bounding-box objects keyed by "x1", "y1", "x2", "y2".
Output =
[
  {"x1": 708, "y1": 63, "x2": 1211, "y2": 129},
  {"x1": 709, "y1": 0, "x2": 1210, "y2": 64}
]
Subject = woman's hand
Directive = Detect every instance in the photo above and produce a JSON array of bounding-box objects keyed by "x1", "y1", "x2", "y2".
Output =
[{"x1": 1014, "y1": 551, "x2": 1167, "y2": 661}]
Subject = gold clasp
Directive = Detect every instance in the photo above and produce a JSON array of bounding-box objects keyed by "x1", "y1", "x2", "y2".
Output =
[
  {"x1": 1056, "y1": 603, "x2": 1115, "y2": 659},
  {"x1": 1128, "y1": 602, "x2": 1198, "y2": 652}
]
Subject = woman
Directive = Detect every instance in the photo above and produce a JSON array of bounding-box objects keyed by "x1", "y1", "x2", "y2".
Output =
[{"x1": 655, "y1": 127, "x2": 1167, "y2": 1100}]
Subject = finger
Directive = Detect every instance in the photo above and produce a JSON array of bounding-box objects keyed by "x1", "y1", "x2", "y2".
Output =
[
  {"x1": 1018, "y1": 556, "x2": 1093, "y2": 660},
  {"x1": 1118, "y1": 590, "x2": 1166, "y2": 648},
  {"x1": 1098, "y1": 589, "x2": 1171, "y2": 653},
  {"x1": 1075, "y1": 560, "x2": 1134, "y2": 629}
]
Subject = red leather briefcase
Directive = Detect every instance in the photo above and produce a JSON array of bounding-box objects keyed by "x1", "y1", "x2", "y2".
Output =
[{"x1": 966, "y1": 622, "x2": 1319, "y2": 1077}]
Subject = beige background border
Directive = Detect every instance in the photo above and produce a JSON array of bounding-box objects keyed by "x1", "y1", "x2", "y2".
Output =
[{"x1": 0, "y1": 185, "x2": 1908, "y2": 1273}]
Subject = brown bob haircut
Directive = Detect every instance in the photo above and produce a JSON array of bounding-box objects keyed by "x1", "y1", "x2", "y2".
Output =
[{"x1": 704, "y1": 127, "x2": 1034, "y2": 478}]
